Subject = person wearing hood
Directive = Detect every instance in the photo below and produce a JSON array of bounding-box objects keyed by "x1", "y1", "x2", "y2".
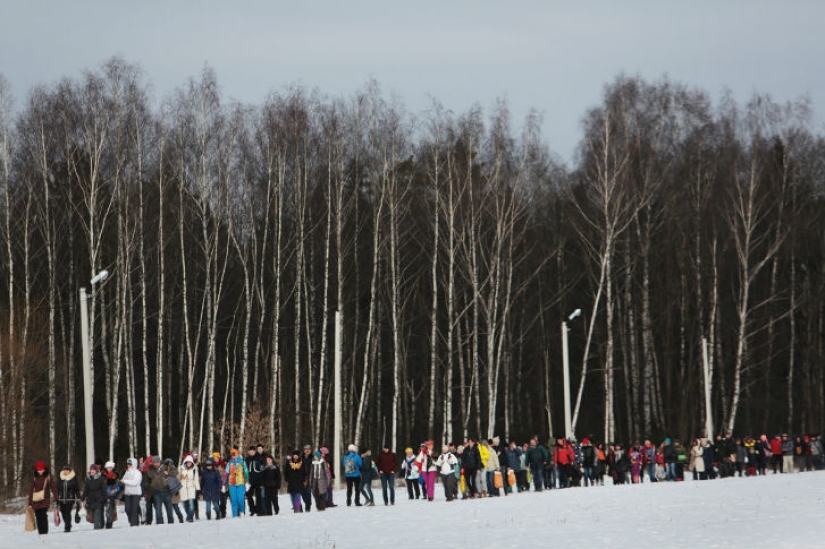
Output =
[
  {"x1": 201, "y1": 458, "x2": 223, "y2": 520},
  {"x1": 28, "y1": 461, "x2": 59, "y2": 534},
  {"x1": 121, "y1": 458, "x2": 143, "y2": 526},
  {"x1": 56, "y1": 464, "x2": 81, "y2": 532},
  {"x1": 309, "y1": 451, "x2": 331, "y2": 511},
  {"x1": 179, "y1": 455, "x2": 200, "y2": 522},
  {"x1": 82, "y1": 463, "x2": 107, "y2": 530}
]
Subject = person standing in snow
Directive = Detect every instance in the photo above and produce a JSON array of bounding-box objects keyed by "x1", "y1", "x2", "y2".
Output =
[
  {"x1": 342, "y1": 444, "x2": 363, "y2": 506},
  {"x1": 359, "y1": 448, "x2": 377, "y2": 506},
  {"x1": 179, "y1": 455, "x2": 200, "y2": 522},
  {"x1": 261, "y1": 453, "x2": 282, "y2": 515},
  {"x1": 56, "y1": 464, "x2": 81, "y2": 532},
  {"x1": 102, "y1": 461, "x2": 121, "y2": 529},
  {"x1": 83, "y1": 463, "x2": 107, "y2": 530},
  {"x1": 309, "y1": 450, "x2": 331, "y2": 511},
  {"x1": 284, "y1": 450, "x2": 307, "y2": 513},
  {"x1": 462, "y1": 438, "x2": 481, "y2": 498},
  {"x1": 225, "y1": 447, "x2": 248, "y2": 517},
  {"x1": 200, "y1": 457, "x2": 223, "y2": 520},
  {"x1": 121, "y1": 458, "x2": 143, "y2": 526},
  {"x1": 400, "y1": 447, "x2": 420, "y2": 500},
  {"x1": 415, "y1": 442, "x2": 437, "y2": 501},
  {"x1": 376, "y1": 444, "x2": 397, "y2": 506},
  {"x1": 28, "y1": 461, "x2": 59, "y2": 535},
  {"x1": 435, "y1": 444, "x2": 459, "y2": 501}
]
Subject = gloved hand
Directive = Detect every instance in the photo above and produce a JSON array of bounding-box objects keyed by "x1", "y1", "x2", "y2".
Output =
[
  {"x1": 221, "y1": 485, "x2": 227, "y2": 493},
  {"x1": 245, "y1": 483, "x2": 251, "y2": 492}
]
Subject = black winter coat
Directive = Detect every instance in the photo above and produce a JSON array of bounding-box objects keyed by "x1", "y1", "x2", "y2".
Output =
[
  {"x1": 463, "y1": 445, "x2": 482, "y2": 470},
  {"x1": 57, "y1": 470, "x2": 81, "y2": 502},
  {"x1": 283, "y1": 460, "x2": 306, "y2": 494},
  {"x1": 201, "y1": 467, "x2": 223, "y2": 502},
  {"x1": 83, "y1": 474, "x2": 107, "y2": 510},
  {"x1": 262, "y1": 463, "x2": 282, "y2": 490}
]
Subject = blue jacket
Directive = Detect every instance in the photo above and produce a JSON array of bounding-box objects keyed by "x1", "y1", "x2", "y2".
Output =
[
  {"x1": 201, "y1": 467, "x2": 222, "y2": 502},
  {"x1": 342, "y1": 451, "x2": 362, "y2": 478}
]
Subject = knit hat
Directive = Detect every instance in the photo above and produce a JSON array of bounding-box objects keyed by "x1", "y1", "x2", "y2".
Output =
[
  {"x1": 35, "y1": 461, "x2": 46, "y2": 472},
  {"x1": 89, "y1": 463, "x2": 99, "y2": 472},
  {"x1": 582, "y1": 438, "x2": 590, "y2": 445},
  {"x1": 205, "y1": 458, "x2": 214, "y2": 466},
  {"x1": 212, "y1": 452, "x2": 221, "y2": 459},
  {"x1": 152, "y1": 456, "x2": 161, "y2": 463},
  {"x1": 347, "y1": 444, "x2": 357, "y2": 452},
  {"x1": 313, "y1": 451, "x2": 322, "y2": 458},
  {"x1": 104, "y1": 461, "x2": 115, "y2": 469},
  {"x1": 183, "y1": 455, "x2": 194, "y2": 465},
  {"x1": 320, "y1": 447, "x2": 329, "y2": 455},
  {"x1": 405, "y1": 447, "x2": 413, "y2": 454}
]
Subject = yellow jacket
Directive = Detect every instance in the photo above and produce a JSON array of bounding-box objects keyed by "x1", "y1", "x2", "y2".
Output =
[{"x1": 478, "y1": 443, "x2": 490, "y2": 468}]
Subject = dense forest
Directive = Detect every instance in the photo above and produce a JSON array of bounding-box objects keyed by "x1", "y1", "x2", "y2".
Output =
[{"x1": 1, "y1": 57, "x2": 823, "y2": 496}]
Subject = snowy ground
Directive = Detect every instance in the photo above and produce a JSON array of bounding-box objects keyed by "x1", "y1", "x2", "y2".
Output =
[{"x1": 3, "y1": 471, "x2": 823, "y2": 548}]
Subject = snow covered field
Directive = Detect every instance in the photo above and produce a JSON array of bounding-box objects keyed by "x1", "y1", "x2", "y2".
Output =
[{"x1": 3, "y1": 471, "x2": 823, "y2": 548}]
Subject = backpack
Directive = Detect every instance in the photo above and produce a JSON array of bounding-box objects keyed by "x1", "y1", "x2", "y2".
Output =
[
  {"x1": 360, "y1": 456, "x2": 374, "y2": 479},
  {"x1": 344, "y1": 455, "x2": 357, "y2": 475},
  {"x1": 166, "y1": 476, "x2": 182, "y2": 495}
]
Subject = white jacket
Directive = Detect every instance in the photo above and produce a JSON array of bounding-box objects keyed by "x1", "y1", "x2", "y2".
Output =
[
  {"x1": 121, "y1": 458, "x2": 143, "y2": 496},
  {"x1": 486, "y1": 448, "x2": 501, "y2": 472},
  {"x1": 178, "y1": 458, "x2": 201, "y2": 501},
  {"x1": 435, "y1": 452, "x2": 458, "y2": 475}
]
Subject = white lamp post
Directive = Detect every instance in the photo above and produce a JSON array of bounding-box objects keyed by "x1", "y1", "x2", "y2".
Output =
[
  {"x1": 81, "y1": 269, "x2": 109, "y2": 466},
  {"x1": 562, "y1": 308, "x2": 581, "y2": 440}
]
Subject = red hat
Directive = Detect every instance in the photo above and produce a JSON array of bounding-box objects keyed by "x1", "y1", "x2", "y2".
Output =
[
  {"x1": 582, "y1": 438, "x2": 590, "y2": 445},
  {"x1": 35, "y1": 461, "x2": 46, "y2": 472}
]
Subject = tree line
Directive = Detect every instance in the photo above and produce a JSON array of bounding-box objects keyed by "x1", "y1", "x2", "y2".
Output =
[{"x1": 0, "y1": 57, "x2": 823, "y2": 497}]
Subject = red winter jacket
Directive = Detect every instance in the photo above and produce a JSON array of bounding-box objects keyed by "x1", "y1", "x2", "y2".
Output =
[
  {"x1": 376, "y1": 450, "x2": 398, "y2": 474},
  {"x1": 554, "y1": 442, "x2": 575, "y2": 466},
  {"x1": 770, "y1": 438, "x2": 782, "y2": 455}
]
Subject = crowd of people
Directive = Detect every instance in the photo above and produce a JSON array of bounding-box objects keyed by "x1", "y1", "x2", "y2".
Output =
[{"x1": 26, "y1": 431, "x2": 825, "y2": 535}]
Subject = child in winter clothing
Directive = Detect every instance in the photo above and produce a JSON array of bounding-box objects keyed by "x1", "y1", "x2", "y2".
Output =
[
  {"x1": 201, "y1": 458, "x2": 223, "y2": 519},
  {"x1": 261, "y1": 454, "x2": 282, "y2": 515},
  {"x1": 103, "y1": 461, "x2": 121, "y2": 529}
]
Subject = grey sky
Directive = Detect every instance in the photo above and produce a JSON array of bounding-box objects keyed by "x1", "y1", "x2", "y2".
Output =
[{"x1": 2, "y1": 0, "x2": 822, "y2": 164}]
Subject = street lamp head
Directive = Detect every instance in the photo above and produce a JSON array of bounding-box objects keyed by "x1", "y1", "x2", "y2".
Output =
[
  {"x1": 90, "y1": 270, "x2": 109, "y2": 286},
  {"x1": 568, "y1": 308, "x2": 581, "y2": 321}
]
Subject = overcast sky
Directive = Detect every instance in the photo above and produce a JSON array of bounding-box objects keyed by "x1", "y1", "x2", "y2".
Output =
[{"x1": 2, "y1": 0, "x2": 822, "y2": 164}]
